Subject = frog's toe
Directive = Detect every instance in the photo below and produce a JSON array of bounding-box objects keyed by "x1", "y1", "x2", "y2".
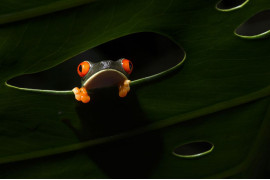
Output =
[
  {"x1": 119, "y1": 88, "x2": 128, "y2": 97},
  {"x1": 72, "y1": 87, "x2": 80, "y2": 94},
  {"x1": 73, "y1": 87, "x2": 81, "y2": 101},
  {"x1": 124, "y1": 80, "x2": 131, "y2": 87},
  {"x1": 75, "y1": 94, "x2": 82, "y2": 101},
  {"x1": 80, "y1": 87, "x2": 88, "y2": 95},
  {"x1": 125, "y1": 86, "x2": 130, "y2": 92},
  {"x1": 81, "y1": 95, "x2": 90, "y2": 103}
]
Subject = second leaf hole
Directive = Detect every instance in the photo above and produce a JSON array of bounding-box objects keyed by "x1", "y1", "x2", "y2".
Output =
[
  {"x1": 235, "y1": 9, "x2": 270, "y2": 39},
  {"x1": 173, "y1": 141, "x2": 214, "y2": 158},
  {"x1": 216, "y1": 0, "x2": 249, "y2": 12}
]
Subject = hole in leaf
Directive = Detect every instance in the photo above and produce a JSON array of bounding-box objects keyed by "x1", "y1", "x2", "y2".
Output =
[
  {"x1": 173, "y1": 141, "x2": 214, "y2": 158},
  {"x1": 7, "y1": 32, "x2": 185, "y2": 92},
  {"x1": 235, "y1": 10, "x2": 270, "y2": 39},
  {"x1": 216, "y1": 0, "x2": 249, "y2": 12}
]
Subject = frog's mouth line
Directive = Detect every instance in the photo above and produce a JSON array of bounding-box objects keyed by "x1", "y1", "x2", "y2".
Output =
[{"x1": 83, "y1": 69, "x2": 128, "y2": 90}]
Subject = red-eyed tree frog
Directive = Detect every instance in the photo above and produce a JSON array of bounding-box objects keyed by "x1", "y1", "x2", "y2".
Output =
[{"x1": 72, "y1": 58, "x2": 133, "y2": 103}]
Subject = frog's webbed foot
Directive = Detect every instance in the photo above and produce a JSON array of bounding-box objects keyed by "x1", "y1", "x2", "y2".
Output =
[
  {"x1": 72, "y1": 87, "x2": 90, "y2": 103},
  {"x1": 119, "y1": 80, "x2": 131, "y2": 98}
]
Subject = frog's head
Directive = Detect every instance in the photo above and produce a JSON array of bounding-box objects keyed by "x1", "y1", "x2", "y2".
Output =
[{"x1": 77, "y1": 58, "x2": 133, "y2": 90}]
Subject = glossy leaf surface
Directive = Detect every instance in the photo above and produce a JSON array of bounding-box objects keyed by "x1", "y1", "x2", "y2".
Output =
[{"x1": 0, "y1": 0, "x2": 270, "y2": 178}]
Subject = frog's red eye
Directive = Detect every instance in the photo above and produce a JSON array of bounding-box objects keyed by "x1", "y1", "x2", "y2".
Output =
[
  {"x1": 122, "y1": 59, "x2": 133, "y2": 74},
  {"x1": 77, "y1": 61, "x2": 90, "y2": 77}
]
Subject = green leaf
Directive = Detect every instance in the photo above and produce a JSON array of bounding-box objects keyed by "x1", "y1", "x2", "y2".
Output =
[
  {"x1": 0, "y1": 0, "x2": 270, "y2": 178},
  {"x1": 0, "y1": 0, "x2": 96, "y2": 25}
]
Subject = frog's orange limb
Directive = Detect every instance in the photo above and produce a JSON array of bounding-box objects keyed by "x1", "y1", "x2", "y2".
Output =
[
  {"x1": 72, "y1": 87, "x2": 91, "y2": 103},
  {"x1": 119, "y1": 80, "x2": 130, "y2": 98}
]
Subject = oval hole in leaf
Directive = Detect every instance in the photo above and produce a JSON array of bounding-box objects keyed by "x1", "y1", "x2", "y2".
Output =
[
  {"x1": 6, "y1": 32, "x2": 185, "y2": 92},
  {"x1": 172, "y1": 141, "x2": 214, "y2": 158},
  {"x1": 235, "y1": 10, "x2": 270, "y2": 39},
  {"x1": 216, "y1": 0, "x2": 249, "y2": 12}
]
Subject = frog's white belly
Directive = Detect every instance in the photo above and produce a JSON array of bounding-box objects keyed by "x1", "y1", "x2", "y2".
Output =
[{"x1": 83, "y1": 69, "x2": 127, "y2": 90}]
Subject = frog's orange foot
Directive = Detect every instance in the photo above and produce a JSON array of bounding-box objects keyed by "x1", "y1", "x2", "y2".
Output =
[
  {"x1": 119, "y1": 80, "x2": 131, "y2": 98},
  {"x1": 72, "y1": 87, "x2": 90, "y2": 103}
]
